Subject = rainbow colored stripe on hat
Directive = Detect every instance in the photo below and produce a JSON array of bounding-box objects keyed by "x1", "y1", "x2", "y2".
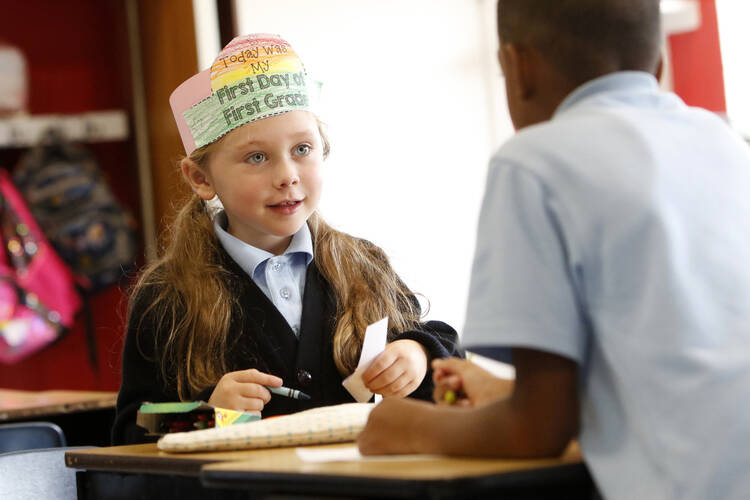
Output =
[{"x1": 170, "y1": 34, "x2": 318, "y2": 155}]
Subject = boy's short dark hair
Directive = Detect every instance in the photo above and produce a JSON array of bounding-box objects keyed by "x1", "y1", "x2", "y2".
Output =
[{"x1": 498, "y1": 0, "x2": 661, "y2": 86}]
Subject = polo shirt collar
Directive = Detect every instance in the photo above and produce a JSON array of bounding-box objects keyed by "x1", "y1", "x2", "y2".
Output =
[
  {"x1": 213, "y1": 210, "x2": 314, "y2": 277},
  {"x1": 555, "y1": 71, "x2": 659, "y2": 117}
]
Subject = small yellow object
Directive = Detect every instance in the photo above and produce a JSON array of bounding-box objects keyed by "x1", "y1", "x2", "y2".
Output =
[
  {"x1": 214, "y1": 407, "x2": 255, "y2": 427},
  {"x1": 444, "y1": 390, "x2": 457, "y2": 404}
]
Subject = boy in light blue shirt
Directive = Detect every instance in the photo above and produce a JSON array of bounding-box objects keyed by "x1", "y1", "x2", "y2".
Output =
[{"x1": 358, "y1": 1, "x2": 750, "y2": 499}]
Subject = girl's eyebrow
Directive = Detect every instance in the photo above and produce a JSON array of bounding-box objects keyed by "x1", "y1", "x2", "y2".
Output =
[
  {"x1": 232, "y1": 139, "x2": 262, "y2": 151},
  {"x1": 232, "y1": 129, "x2": 318, "y2": 151}
]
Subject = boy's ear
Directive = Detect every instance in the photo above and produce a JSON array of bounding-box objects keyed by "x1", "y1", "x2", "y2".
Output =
[
  {"x1": 499, "y1": 42, "x2": 535, "y2": 101},
  {"x1": 181, "y1": 158, "x2": 216, "y2": 201}
]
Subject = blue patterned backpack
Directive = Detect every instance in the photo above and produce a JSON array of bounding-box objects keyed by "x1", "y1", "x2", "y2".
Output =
[{"x1": 13, "y1": 132, "x2": 137, "y2": 293}]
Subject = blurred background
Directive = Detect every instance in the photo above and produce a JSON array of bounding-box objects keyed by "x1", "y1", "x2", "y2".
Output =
[{"x1": 0, "y1": 0, "x2": 745, "y2": 392}]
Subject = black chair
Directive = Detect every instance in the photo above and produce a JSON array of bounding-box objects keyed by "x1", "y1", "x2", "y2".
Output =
[{"x1": 0, "y1": 421, "x2": 67, "y2": 453}]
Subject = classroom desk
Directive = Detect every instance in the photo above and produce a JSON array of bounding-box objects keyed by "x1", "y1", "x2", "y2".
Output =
[
  {"x1": 67, "y1": 443, "x2": 289, "y2": 500},
  {"x1": 66, "y1": 441, "x2": 593, "y2": 500},
  {"x1": 0, "y1": 389, "x2": 117, "y2": 446}
]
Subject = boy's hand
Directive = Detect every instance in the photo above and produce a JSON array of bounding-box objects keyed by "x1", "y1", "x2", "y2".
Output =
[
  {"x1": 433, "y1": 357, "x2": 513, "y2": 407},
  {"x1": 362, "y1": 339, "x2": 428, "y2": 397},
  {"x1": 358, "y1": 397, "x2": 434, "y2": 455},
  {"x1": 208, "y1": 368, "x2": 283, "y2": 414}
]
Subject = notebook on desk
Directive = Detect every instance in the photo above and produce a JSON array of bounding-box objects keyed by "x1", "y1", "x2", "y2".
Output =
[{"x1": 157, "y1": 402, "x2": 375, "y2": 453}]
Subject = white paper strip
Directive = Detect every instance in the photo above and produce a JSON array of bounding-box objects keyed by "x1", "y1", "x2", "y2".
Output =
[{"x1": 342, "y1": 317, "x2": 388, "y2": 402}]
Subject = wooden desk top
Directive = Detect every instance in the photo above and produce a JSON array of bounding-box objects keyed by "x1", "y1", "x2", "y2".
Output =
[
  {"x1": 0, "y1": 389, "x2": 117, "y2": 421},
  {"x1": 202, "y1": 442, "x2": 583, "y2": 480},
  {"x1": 66, "y1": 440, "x2": 583, "y2": 480}
]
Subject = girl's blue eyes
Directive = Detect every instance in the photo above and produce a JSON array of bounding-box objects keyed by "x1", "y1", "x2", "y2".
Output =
[
  {"x1": 245, "y1": 144, "x2": 311, "y2": 164},
  {"x1": 247, "y1": 152, "x2": 266, "y2": 164}
]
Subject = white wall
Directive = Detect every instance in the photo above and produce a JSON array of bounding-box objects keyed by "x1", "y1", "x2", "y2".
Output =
[
  {"x1": 221, "y1": 0, "x2": 514, "y2": 335},
  {"x1": 192, "y1": 0, "x2": 221, "y2": 71},
  {"x1": 716, "y1": 0, "x2": 750, "y2": 137}
]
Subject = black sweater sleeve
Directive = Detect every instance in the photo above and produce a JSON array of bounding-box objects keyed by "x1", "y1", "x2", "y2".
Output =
[
  {"x1": 394, "y1": 319, "x2": 463, "y2": 401},
  {"x1": 111, "y1": 286, "x2": 179, "y2": 445}
]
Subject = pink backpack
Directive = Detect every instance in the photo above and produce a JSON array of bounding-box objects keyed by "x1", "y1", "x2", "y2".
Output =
[{"x1": 0, "y1": 169, "x2": 81, "y2": 363}]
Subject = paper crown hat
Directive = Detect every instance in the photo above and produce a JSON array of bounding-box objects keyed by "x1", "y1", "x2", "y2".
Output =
[{"x1": 170, "y1": 34, "x2": 318, "y2": 155}]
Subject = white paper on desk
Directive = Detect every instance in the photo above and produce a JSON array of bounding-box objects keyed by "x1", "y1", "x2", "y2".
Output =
[
  {"x1": 296, "y1": 445, "x2": 363, "y2": 462},
  {"x1": 295, "y1": 445, "x2": 443, "y2": 463},
  {"x1": 342, "y1": 317, "x2": 388, "y2": 403}
]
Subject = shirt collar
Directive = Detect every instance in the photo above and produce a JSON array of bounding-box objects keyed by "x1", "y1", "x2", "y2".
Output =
[
  {"x1": 213, "y1": 210, "x2": 314, "y2": 277},
  {"x1": 554, "y1": 71, "x2": 659, "y2": 117}
]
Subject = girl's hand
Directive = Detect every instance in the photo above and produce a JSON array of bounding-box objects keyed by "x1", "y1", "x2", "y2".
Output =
[
  {"x1": 432, "y1": 357, "x2": 513, "y2": 407},
  {"x1": 362, "y1": 339, "x2": 428, "y2": 397},
  {"x1": 208, "y1": 368, "x2": 283, "y2": 414}
]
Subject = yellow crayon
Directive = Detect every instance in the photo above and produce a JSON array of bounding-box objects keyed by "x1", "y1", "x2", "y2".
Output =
[{"x1": 444, "y1": 390, "x2": 457, "y2": 404}]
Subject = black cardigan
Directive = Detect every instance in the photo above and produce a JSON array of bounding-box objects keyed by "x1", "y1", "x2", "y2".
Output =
[{"x1": 112, "y1": 249, "x2": 460, "y2": 445}]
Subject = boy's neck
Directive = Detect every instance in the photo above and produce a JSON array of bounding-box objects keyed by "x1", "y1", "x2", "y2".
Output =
[
  {"x1": 508, "y1": 45, "x2": 580, "y2": 131},
  {"x1": 516, "y1": 71, "x2": 578, "y2": 130}
]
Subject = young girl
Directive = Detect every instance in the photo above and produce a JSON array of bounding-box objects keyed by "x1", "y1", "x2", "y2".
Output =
[{"x1": 112, "y1": 34, "x2": 459, "y2": 444}]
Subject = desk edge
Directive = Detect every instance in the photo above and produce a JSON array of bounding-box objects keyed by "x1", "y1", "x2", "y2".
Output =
[{"x1": 65, "y1": 450, "x2": 225, "y2": 477}]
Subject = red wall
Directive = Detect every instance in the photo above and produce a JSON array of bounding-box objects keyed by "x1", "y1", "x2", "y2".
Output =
[
  {"x1": 668, "y1": 0, "x2": 726, "y2": 112},
  {"x1": 0, "y1": 1, "x2": 141, "y2": 391}
]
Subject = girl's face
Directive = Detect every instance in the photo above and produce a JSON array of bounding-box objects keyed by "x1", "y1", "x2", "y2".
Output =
[{"x1": 185, "y1": 111, "x2": 324, "y2": 255}]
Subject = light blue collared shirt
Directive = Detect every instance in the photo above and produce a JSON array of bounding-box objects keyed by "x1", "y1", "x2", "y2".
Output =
[
  {"x1": 214, "y1": 211, "x2": 313, "y2": 337},
  {"x1": 463, "y1": 72, "x2": 750, "y2": 500}
]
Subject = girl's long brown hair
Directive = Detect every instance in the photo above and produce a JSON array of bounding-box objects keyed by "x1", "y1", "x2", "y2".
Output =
[{"x1": 131, "y1": 123, "x2": 422, "y2": 400}]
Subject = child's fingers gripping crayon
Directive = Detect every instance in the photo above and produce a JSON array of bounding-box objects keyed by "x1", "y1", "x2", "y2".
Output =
[
  {"x1": 209, "y1": 368, "x2": 283, "y2": 411},
  {"x1": 433, "y1": 356, "x2": 511, "y2": 407},
  {"x1": 434, "y1": 378, "x2": 464, "y2": 406},
  {"x1": 441, "y1": 389, "x2": 472, "y2": 407},
  {"x1": 432, "y1": 357, "x2": 466, "y2": 405}
]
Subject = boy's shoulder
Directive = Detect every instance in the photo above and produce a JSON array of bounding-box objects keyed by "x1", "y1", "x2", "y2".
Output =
[
  {"x1": 494, "y1": 89, "x2": 701, "y2": 173},
  {"x1": 488, "y1": 109, "x2": 640, "y2": 197},
  {"x1": 492, "y1": 118, "x2": 583, "y2": 174}
]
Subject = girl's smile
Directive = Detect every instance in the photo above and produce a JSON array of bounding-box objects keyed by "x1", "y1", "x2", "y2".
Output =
[{"x1": 268, "y1": 198, "x2": 305, "y2": 215}]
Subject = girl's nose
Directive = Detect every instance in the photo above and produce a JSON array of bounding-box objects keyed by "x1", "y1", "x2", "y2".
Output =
[
  {"x1": 279, "y1": 176, "x2": 299, "y2": 188},
  {"x1": 274, "y1": 160, "x2": 300, "y2": 189}
]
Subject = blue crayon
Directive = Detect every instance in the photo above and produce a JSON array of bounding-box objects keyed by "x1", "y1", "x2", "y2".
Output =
[{"x1": 266, "y1": 385, "x2": 311, "y2": 401}]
